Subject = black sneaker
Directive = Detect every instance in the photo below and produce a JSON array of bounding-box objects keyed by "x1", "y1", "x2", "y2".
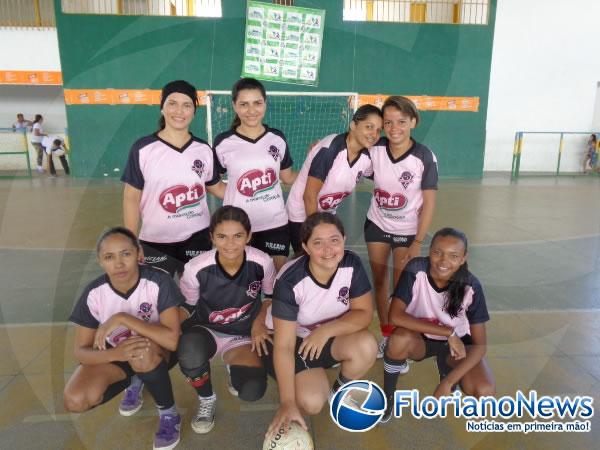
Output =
[{"x1": 379, "y1": 395, "x2": 394, "y2": 425}]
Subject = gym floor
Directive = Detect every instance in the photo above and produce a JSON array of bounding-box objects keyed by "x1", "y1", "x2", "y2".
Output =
[{"x1": 0, "y1": 174, "x2": 599, "y2": 449}]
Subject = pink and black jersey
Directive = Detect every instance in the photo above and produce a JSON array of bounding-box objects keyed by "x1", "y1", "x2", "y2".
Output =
[
  {"x1": 393, "y1": 257, "x2": 489, "y2": 340},
  {"x1": 286, "y1": 133, "x2": 372, "y2": 223},
  {"x1": 122, "y1": 133, "x2": 219, "y2": 243},
  {"x1": 213, "y1": 127, "x2": 293, "y2": 232},
  {"x1": 266, "y1": 250, "x2": 371, "y2": 338},
  {"x1": 69, "y1": 265, "x2": 184, "y2": 329},
  {"x1": 367, "y1": 137, "x2": 438, "y2": 235},
  {"x1": 179, "y1": 246, "x2": 276, "y2": 336}
]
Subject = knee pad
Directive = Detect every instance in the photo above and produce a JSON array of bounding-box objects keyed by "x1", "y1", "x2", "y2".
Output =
[
  {"x1": 229, "y1": 365, "x2": 267, "y2": 402},
  {"x1": 177, "y1": 327, "x2": 216, "y2": 374}
]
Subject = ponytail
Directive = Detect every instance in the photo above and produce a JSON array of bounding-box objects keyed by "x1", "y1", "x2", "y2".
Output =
[{"x1": 444, "y1": 261, "x2": 469, "y2": 318}]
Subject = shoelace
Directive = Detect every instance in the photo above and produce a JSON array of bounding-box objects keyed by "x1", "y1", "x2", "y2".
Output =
[
  {"x1": 195, "y1": 399, "x2": 216, "y2": 419},
  {"x1": 157, "y1": 415, "x2": 177, "y2": 438}
]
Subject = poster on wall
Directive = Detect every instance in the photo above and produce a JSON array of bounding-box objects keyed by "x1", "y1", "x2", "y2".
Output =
[{"x1": 241, "y1": 1, "x2": 325, "y2": 86}]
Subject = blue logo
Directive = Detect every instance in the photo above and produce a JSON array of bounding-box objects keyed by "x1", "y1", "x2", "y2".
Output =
[{"x1": 330, "y1": 380, "x2": 387, "y2": 432}]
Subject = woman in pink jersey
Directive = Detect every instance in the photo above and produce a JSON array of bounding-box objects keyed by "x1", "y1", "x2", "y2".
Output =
[
  {"x1": 264, "y1": 212, "x2": 377, "y2": 435},
  {"x1": 122, "y1": 80, "x2": 226, "y2": 277},
  {"x1": 64, "y1": 227, "x2": 183, "y2": 450},
  {"x1": 286, "y1": 104, "x2": 382, "y2": 254},
  {"x1": 177, "y1": 206, "x2": 275, "y2": 434},
  {"x1": 213, "y1": 78, "x2": 297, "y2": 271},
  {"x1": 365, "y1": 96, "x2": 438, "y2": 358},
  {"x1": 380, "y1": 227, "x2": 495, "y2": 423}
]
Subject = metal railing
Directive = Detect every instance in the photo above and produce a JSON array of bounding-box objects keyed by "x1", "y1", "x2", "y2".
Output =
[
  {"x1": 343, "y1": 0, "x2": 489, "y2": 24},
  {"x1": 61, "y1": 0, "x2": 222, "y2": 17},
  {"x1": 511, "y1": 131, "x2": 600, "y2": 180},
  {"x1": 0, "y1": 0, "x2": 56, "y2": 28}
]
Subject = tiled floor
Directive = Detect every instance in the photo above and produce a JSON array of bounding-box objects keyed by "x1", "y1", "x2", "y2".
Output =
[{"x1": 0, "y1": 174, "x2": 598, "y2": 449}]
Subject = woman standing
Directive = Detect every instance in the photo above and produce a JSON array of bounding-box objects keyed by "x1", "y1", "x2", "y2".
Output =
[
  {"x1": 213, "y1": 78, "x2": 296, "y2": 270},
  {"x1": 30, "y1": 114, "x2": 47, "y2": 173}
]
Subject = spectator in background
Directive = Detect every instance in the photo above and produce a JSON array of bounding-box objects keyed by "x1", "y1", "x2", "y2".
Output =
[
  {"x1": 43, "y1": 136, "x2": 70, "y2": 177},
  {"x1": 31, "y1": 114, "x2": 47, "y2": 173},
  {"x1": 584, "y1": 134, "x2": 598, "y2": 174},
  {"x1": 12, "y1": 113, "x2": 32, "y2": 132}
]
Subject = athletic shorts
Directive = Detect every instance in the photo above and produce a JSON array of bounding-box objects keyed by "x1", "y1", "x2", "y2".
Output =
[
  {"x1": 251, "y1": 223, "x2": 290, "y2": 257},
  {"x1": 417, "y1": 334, "x2": 474, "y2": 361},
  {"x1": 363, "y1": 218, "x2": 415, "y2": 249},
  {"x1": 181, "y1": 320, "x2": 252, "y2": 362},
  {"x1": 262, "y1": 336, "x2": 339, "y2": 378},
  {"x1": 111, "y1": 351, "x2": 179, "y2": 380},
  {"x1": 289, "y1": 221, "x2": 302, "y2": 254},
  {"x1": 140, "y1": 227, "x2": 212, "y2": 276}
]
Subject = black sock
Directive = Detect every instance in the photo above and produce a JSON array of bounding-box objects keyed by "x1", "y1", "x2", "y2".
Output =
[
  {"x1": 331, "y1": 372, "x2": 352, "y2": 394},
  {"x1": 383, "y1": 356, "x2": 406, "y2": 399},
  {"x1": 136, "y1": 360, "x2": 175, "y2": 410},
  {"x1": 187, "y1": 362, "x2": 213, "y2": 397}
]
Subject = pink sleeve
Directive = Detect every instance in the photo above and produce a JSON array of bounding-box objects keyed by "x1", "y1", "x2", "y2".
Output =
[
  {"x1": 179, "y1": 261, "x2": 200, "y2": 306},
  {"x1": 262, "y1": 255, "x2": 276, "y2": 297}
]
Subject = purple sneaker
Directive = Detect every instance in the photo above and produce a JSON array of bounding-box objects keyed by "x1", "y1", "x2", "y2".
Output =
[
  {"x1": 153, "y1": 413, "x2": 181, "y2": 450},
  {"x1": 118, "y1": 383, "x2": 144, "y2": 416}
]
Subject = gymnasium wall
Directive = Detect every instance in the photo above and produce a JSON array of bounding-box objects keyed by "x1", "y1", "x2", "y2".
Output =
[
  {"x1": 54, "y1": 0, "x2": 497, "y2": 178},
  {"x1": 485, "y1": 0, "x2": 600, "y2": 172}
]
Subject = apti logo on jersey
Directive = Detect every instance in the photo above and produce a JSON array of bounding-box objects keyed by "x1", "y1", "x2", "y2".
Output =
[
  {"x1": 237, "y1": 168, "x2": 277, "y2": 197},
  {"x1": 319, "y1": 192, "x2": 350, "y2": 210},
  {"x1": 138, "y1": 302, "x2": 153, "y2": 321},
  {"x1": 209, "y1": 302, "x2": 252, "y2": 324},
  {"x1": 160, "y1": 184, "x2": 205, "y2": 213},
  {"x1": 337, "y1": 286, "x2": 350, "y2": 305},
  {"x1": 374, "y1": 189, "x2": 408, "y2": 210},
  {"x1": 246, "y1": 280, "x2": 262, "y2": 299},
  {"x1": 268, "y1": 145, "x2": 280, "y2": 161},
  {"x1": 191, "y1": 159, "x2": 204, "y2": 178},
  {"x1": 399, "y1": 171, "x2": 414, "y2": 189}
]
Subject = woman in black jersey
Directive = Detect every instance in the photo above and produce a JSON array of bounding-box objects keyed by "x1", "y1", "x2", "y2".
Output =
[{"x1": 176, "y1": 206, "x2": 276, "y2": 434}]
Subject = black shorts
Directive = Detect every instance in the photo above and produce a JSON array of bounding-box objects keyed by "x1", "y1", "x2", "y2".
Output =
[
  {"x1": 289, "y1": 221, "x2": 302, "y2": 254},
  {"x1": 140, "y1": 227, "x2": 212, "y2": 276},
  {"x1": 363, "y1": 218, "x2": 415, "y2": 249},
  {"x1": 251, "y1": 223, "x2": 290, "y2": 257},
  {"x1": 417, "y1": 334, "x2": 474, "y2": 361},
  {"x1": 262, "y1": 336, "x2": 339, "y2": 378},
  {"x1": 110, "y1": 351, "x2": 179, "y2": 382}
]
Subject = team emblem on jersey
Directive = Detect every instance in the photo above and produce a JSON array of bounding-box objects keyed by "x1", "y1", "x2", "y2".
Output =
[
  {"x1": 246, "y1": 280, "x2": 262, "y2": 299},
  {"x1": 191, "y1": 159, "x2": 204, "y2": 178},
  {"x1": 337, "y1": 287, "x2": 350, "y2": 305},
  {"x1": 374, "y1": 189, "x2": 408, "y2": 210},
  {"x1": 237, "y1": 168, "x2": 277, "y2": 197},
  {"x1": 159, "y1": 184, "x2": 205, "y2": 213},
  {"x1": 209, "y1": 302, "x2": 253, "y2": 325},
  {"x1": 399, "y1": 171, "x2": 414, "y2": 189},
  {"x1": 138, "y1": 302, "x2": 153, "y2": 321},
  {"x1": 319, "y1": 192, "x2": 350, "y2": 210},
  {"x1": 268, "y1": 145, "x2": 280, "y2": 161},
  {"x1": 356, "y1": 171, "x2": 363, "y2": 184}
]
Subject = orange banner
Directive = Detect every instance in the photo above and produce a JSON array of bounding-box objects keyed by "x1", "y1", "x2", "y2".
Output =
[
  {"x1": 358, "y1": 94, "x2": 479, "y2": 112},
  {"x1": 0, "y1": 70, "x2": 63, "y2": 85},
  {"x1": 64, "y1": 89, "x2": 208, "y2": 106}
]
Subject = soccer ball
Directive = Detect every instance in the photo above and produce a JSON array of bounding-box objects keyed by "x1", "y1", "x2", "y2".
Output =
[{"x1": 262, "y1": 422, "x2": 314, "y2": 450}]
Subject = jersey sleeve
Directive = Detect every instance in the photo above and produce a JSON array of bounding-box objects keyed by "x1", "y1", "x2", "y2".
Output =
[
  {"x1": 307, "y1": 147, "x2": 336, "y2": 181},
  {"x1": 421, "y1": 149, "x2": 438, "y2": 190},
  {"x1": 205, "y1": 147, "x2": 220, "y2": 186},
  {"x1": 261, "y1": 257, "x2": 276, "y2": 299},
  {"x1": 277, "y1": 132, "x2": 293, "y2": 171},
  {"x1": 271, "y1": 277, "x2": 299, "y2": 321},
  {"x1": 393, "y1": 260, "x2": 419, "y2": 305},
  {"x1": 156, "y1": 273, "x2": 185, "y2": 313},
  {"x1": 212, "y1": 133, "x2": 229, "y2": 174},
  {"x1": 466, "y1": 278, "x2": 490, "y2": 324},
  {"x1": 121, "y1": 140, "x2": 145, "y2": 190},
  {"x1": 69, "y1": 286, "x2": 100, "y2": 329},
  {"x1": 179, "y1": 261, "x2": 201, "y2": 308},
  {"x1": 348, "y1": 252, "x2": 372, "y2": 299}
]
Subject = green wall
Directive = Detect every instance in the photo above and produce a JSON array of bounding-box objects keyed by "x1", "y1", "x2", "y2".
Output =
[{"x1": 55, "y1": 0, "x2": 496, "y2": 178}]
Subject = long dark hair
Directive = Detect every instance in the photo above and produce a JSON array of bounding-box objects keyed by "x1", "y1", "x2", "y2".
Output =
[
  {"x1": 300, "y1": 212, "x2": 345, "y2": 247},
  {"x1": 96, "y1": 226, "x2": 140, "y2": 254},
  {"x1": 32, "y1": 114, "x2": 43, "y2": 125},
  {"x1": 350, "y1": 104, "x2": 382, "y2": 126},
  {"x1": 209, "y1": 205, "x2": 252, "y2": 235},
  {"x1": 230, "y1": 77, "x2": 267, "y2": 129},
  {"x1": 430, "y1": 227, "x2": 469, "y2": 318}
]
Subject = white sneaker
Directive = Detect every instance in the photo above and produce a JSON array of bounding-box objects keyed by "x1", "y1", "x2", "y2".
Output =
[
  {"x1": 36, "y1": 166, "x2": 44, "y2": 173},
  {"x1": 191, "y1": 394, "x2": 216, "y2": 434},
  {"x1": 377, "y1": 336, "x2": 389, "y2": 359}
]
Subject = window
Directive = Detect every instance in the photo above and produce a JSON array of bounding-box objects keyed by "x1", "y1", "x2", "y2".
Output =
[
  {"x1": 0, "y1": 0, "x2": 56, "y2": 28},
  {"x1": 61, "y1": 0, "x2": 222, "y2": 18},
  {"x1": 343, "y1": 0, "x2": 489, "y2": 25}
]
